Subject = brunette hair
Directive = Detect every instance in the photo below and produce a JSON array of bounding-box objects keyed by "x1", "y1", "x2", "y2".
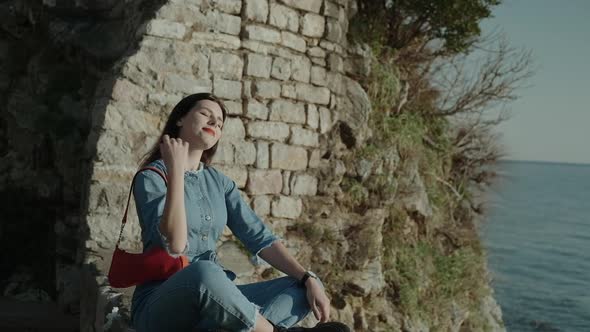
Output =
[{"x1": 139, "y1": 93, "x2": 228, "y2": 168}]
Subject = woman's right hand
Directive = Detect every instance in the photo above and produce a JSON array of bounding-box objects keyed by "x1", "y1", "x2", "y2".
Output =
[{"x1": 160, "y1": 134, "x2": 188, "y2": 174}]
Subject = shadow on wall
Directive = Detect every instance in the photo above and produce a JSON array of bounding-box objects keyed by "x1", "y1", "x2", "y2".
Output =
[{"x1": 0, "y1": 0, "x2": 165, "y2": 330}]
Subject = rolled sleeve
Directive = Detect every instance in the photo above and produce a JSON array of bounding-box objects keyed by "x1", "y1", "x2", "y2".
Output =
[
  {"x1": 223, "y1": 177, "x2": 279, "y2": 259},
  {"x1": 133, "y1": 169, "x2": 189, "y2": 257}
]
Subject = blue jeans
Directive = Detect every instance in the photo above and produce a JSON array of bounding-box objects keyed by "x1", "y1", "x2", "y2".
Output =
[{"x1": 132, "y1": 260, "x2": 314, "y2": 332}]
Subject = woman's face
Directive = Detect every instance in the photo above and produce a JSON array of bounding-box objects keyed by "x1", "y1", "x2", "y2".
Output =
[{"x1": 177, "y1": 99, "x2": 224, "y2": 150}]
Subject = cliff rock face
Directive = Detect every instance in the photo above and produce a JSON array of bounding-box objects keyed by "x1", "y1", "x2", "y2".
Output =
[{"x1": 0, "y1": 1, "x2": 504, "y2": 331}]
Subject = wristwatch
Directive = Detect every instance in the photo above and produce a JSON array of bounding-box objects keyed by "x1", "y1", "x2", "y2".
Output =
[{"x1": 300, "y1": 270, "x2": 318, "y2": 287}]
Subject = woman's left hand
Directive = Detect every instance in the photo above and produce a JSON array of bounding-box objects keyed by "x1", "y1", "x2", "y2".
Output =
[{"x1": 305, "y1": 278, "x2": 331, "y2": 323}]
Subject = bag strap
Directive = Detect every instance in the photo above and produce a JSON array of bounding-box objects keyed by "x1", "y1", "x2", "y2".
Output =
[{"x1": 116, "y1": 166, "x2": 168, "y2": 247}]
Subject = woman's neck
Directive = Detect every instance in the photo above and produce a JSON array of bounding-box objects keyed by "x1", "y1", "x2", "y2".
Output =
[{"x1": 186, "y1": 149, "x2": 204, "y2": 171}]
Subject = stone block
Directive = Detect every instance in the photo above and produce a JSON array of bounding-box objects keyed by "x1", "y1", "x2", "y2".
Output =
[
  {"x1": 291, "y1": 56, "x2": 311, "y2": 83},
  {"x1": 233, "y1": 140, "x2": 257, "y2": 165},
  {"x1": 281, "y1": 84, "x2": 297, "y2": 99},
  {"x1": 318, "y1": 106, "x2": 332, "y2": 134},
  {"x1": 253, "y1": 80, "x2": 282, "y2": 99},
  {"x1": 311, "y1": 65, "x2": 327, "y2": 86},
  {"x1": 213, "y1": 78, "x2": 242, "y2": 100},
  {"x1": 271, "y1": 57, "x2": 292, "y2": 81},
  {"x1": 281, "y1": 31, "x2": 306, "y2": 53},
  {"x1": 289, "y1": 126, "x2": 319, "y2": 147},
  {"x1": 210, "y1": 52, "x2": 243, "y2": 80},
  {"x1": 211, "y1": 140, "x2": 234, "y2": 164},
  {"x1": 215, "y1": 165, "x2": 248, "y2": 188},
  {"x1": 252, "y1": 195, "x2": 271, "y2": 216},
  {"x1": 223, "y1": 117, "x2": 246, "y2": 139},
  {"x1": 323, "y1": 1, "x2": 340, "y2": 18},
  {"x1": 269, "y1": 100, "x2": 306, "y2": 124},
  {"x1": 206, "y1": 11, "x2": 242, "y2": 35},
  {"x1": 282, "y1": 171, "x2": 291, "y2": 195},
  {"x1": 145, "y1": 19, "x2": 186, "y2": 39},
  {"x1": 306, "y1": 104, "x2": 319, "y2": 129},
  {"x1": 295, "y1": 83, "x2": 330, "y2": 105},
  {"x1": 269, "y1": 3, "x2": 299, "y2": 32},
  {"x1": 245, "y1": 100, "x2": 269, "y2": 120},
  {"x1": 271, "y1": 196, "x2": 303, "y2": 219},
  {"x1": 325, "y1": 18, "x2": 343, "y2": 43},
  {"x1": 307, "y1": 46, "x2": 326, "y2": 58},
  {"x1": 247, "y1": 169, "x2": 283, "y2": 194},
  {"x1": 308, "y1": 149, "x2": 321, "y2": 168},
  {"x1": 191, "y1": 32, "x2": 241, "y2": 49},
  {"x1": 246, "y1": 53, "x2": 272, "y2": 78},
  {"x1": 244, "y1": 25, "x2": 281, "y2": 43},
  {"x1": 214, "y1": 0, "x2": 242, "y2": 14},
  {"x1": 223, "y1": 100, "x2": 243, "y2": 115},
  {"x1": 278, "y1": 0, "x2": 322, "y2": 13},
  {"x1": 164, "y1": 74, "x2": 212, "y2": 94},
  {"x1": 328, "y1": 52, "x2": 344, "y2": 73},
  {"x1": 290, "y1": 173, "x2": 318, "y2": 195},
  {"x1": 255, "y1": 141, "x2": 270, "y2": 168},
  {"x1": 247, "y1": 121, "x2": 290, "y2": 141},
  {"x1": 244, "y1": 0, "x2": 269, "y2": 23},
  {"x1": 270, "y1": 143, "x2": 308, "y2": 170},
  {"x1": 301, "y1": 13, "x2": 325, "y2": 37}
]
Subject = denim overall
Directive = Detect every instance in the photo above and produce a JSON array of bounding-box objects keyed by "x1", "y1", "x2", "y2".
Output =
[{"x1": 130, "y1": 159, "x2": 315, "y2": 331}]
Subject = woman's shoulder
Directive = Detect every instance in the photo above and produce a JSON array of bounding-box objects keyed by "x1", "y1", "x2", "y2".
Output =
[{"x1": 135, "y1": 159, "x2": 167, "y2": 185}]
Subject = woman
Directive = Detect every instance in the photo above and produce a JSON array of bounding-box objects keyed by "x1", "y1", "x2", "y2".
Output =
[{"x1": 130, "y1": 93, "x2": 350, "y2": 332}]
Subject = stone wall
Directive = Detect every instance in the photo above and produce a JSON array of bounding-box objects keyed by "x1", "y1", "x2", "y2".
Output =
[{"x1": 80, "y1": 0, "x2": 374, "y2": 331}]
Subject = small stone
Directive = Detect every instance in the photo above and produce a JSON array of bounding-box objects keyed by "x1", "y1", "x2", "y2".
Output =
[
  {"x1": 290, "y1": 174, "x2": 318, "y2": 195},
  {"x1": 270, "y1": 143, "x2": 308, "y2": 170},
  {"x1": 255, "y1": 141, "x2": 270, "y2": 168},
  {"x1": 247, "y1": 121, "x2": 290, "y2": 142},
  {"x1": 244, "y1": 25, "x2": 281, "y2": 43},
  {"x1": 281, "y1": 31, "x2": 306, "y2": 53},
  {"x1": 223, "y1": 117, "x2": 246, "y2": 139},
  {"x1": 281, "y1": 84, "x2": 297, "y2": 99},
  {"x1": 269, "y1": 100, "x2": 306, "y2": 124},
  {"x1": 311, "y1": 66, "x2": 327, "y2": 86},
  {"x1": 291, "y1": 56, "x2": 311, "y2": 83},
  {"x1": 233, "y1": 140, "x2": 257, "y2": 165},
  {"x1": 271, "y1": 57, "x2": 292, "y2": 81},
  {"x1": 269, "y1": 3, "x2": 299, "y2": 32},
  {"x1": 301, "y1": 13, "x2": 325, "y2": 38},
  {"x1": 253, "y1": 80, "x2": 282, "y2": 99},
  {"x1": 247, "y1": 169, "x2": 283, "y2": 194},
  {"x1": 245, "y1": 100, "x2": 269, "y2": 120},
  {"x1": 306, "y1": 104, "x2": 319, "y2": 129},
  {"x1": 244, "y1": 0, "x2": 269, "y2": 23},
  {"x1": 210, "y1": 52, "x2": 243, "y2": 80},
  {"x1": 318, "y1": 106, "x2": 332, "y2": 134},
  {"x1": 289, "y1": 126, "x2": 319, "y2": 147},
  {"x1": 271, "y1": 196, "x2": 303, "y2": 219},
  {"x1": 213, "y1": 78, "x2": 242, "y2": 100},
  {"x1": 282, "y1": 171, "x2": 291, "y2": 195},
  {"x1": 295, "y1": 83, "x2": 330, "y2": 105},
  {"x1": 252, "y1": 195, "x2": 271, "y2": 216},
  {"x1": 145, "y1": 19, "x2": 186, "y2": 39},
  {"x1": 246, "y1": 53, "x2": 272, "y2": 78},
  {"x1": 278, "y1": 0, "x2": 321, "y2": 13}
]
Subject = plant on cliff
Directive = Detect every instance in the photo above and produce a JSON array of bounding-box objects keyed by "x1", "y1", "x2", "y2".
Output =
[{"x1": 342, "y1": 0, "x2": 533, "y2": 330}]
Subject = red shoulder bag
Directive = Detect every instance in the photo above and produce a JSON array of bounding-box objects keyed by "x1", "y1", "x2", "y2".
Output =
[{"x1": 107, "y1": 166, "x2": 189, "y2": 288}]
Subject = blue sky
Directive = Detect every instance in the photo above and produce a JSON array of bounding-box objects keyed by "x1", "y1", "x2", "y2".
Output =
[{"x1": 480, "y1": 0, "x2": 590, "y2": 164}]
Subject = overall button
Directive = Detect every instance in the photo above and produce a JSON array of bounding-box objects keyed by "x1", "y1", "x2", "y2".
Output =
[
  {"x1": 205, "y1": 215, "x2": 211, "y2": 221},
  {"x1": 201, "y1": 235, "x2": 208, "y2": 241}
]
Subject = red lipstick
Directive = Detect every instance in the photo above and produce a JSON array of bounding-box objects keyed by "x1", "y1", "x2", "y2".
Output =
[{"x1": 202, "y1": 128, "x2": 215, "y2": 136}]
